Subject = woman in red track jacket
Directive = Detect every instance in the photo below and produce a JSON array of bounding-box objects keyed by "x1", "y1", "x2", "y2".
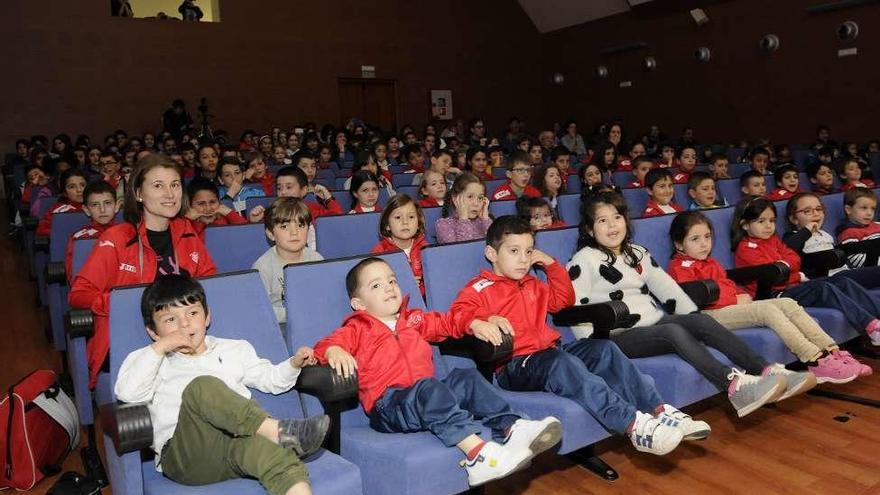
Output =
[{"x1": 69, "y1": 155, "x2": 216, "y2": 387}]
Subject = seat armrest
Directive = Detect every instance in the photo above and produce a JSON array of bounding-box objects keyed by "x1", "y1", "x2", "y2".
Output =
[
  {"x1": 46, "y1": 261, "x2": 67, "y2": 285},
  {"x1": 99, "y1": 402, "x2": 153, "y2": 455},
  {"x1": 679, "y1": 279, "x2": 720, "y2": 308},
  {"x1": 294, "y1": 365, "x2": 358, "y2": 403},
  {"x1": 66, "y1": 309, "x2": 94, "y2": 339},
  {"x1": 438, "y1": 333, "x2": 513, "y2": 364},
  {"x1": 33, "y1": 235, "x2": 49, "y2": 252},
  {"x1": 551, "y1": 301, "x2": 633, "y2": 338},
  {"x1": 726, "y1": 262, "x2": 790, "y2": 300}
]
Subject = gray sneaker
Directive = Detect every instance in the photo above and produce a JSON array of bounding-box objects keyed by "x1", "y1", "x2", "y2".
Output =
[
  {"x1": 727, "y1": 369, "x2": 786, "y2": 418},
  {"x1": 762, "y1": 364, "x2": 817, "y2": 401},
  {"x1": 278, "y1": 415, "x2": 330, "y2": 458}
]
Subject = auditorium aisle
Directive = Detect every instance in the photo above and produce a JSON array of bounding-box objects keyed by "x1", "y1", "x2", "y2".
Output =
[{"x1": 1, "y1": 222, "x2": 877, "y2": 495}]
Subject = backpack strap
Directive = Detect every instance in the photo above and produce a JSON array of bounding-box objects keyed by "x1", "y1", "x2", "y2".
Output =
[{"x1": 32, "y1": 386, "x2": 80, "y2": 452}]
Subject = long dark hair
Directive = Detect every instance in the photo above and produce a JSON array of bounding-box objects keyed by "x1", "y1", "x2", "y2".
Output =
[
  {"x1": 577, "y1": 191, "x2": 642, "y2": 267},
  {"x1": 785, "y1": 192, "x2": 822, "y2": 231},
  {"x1": 669, "y1": 211, "x2": 713, "y2": 257},
  {"x1": 730, "y1": 196, "x2": 775, "y2": 251}
]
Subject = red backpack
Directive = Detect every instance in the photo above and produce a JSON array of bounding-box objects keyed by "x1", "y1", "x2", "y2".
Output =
[{"x1": 1, "y1": 370, "x2": 79, "y2": 490}]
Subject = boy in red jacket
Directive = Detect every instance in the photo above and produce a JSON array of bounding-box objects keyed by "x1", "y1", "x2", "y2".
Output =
[
  {"x1": 313, "y1": 258, "x2": 562, "y2": 487},
  {"x1": 490, "y1": 152, "x2": 541, "y2": 202},
  {"x1": 449, "y1": 216, "x2": 689, "y2": 456},
  {"x1": 837, "y1": 187, "x2": 880, "y2": 268},
  {"x1": 642, "y1": 168, "x2": 683, "y2": 218},
  {"x1": 64, "y1": 180, "x2": 119, "y2": 283}
]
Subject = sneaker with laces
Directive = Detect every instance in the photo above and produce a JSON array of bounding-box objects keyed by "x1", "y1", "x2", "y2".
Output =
[
  {"x1": 809, "y1": 354, "x2": 860, "y2": 384},
  {"x1": 727, "y1": 369, "x2": 786, "y2": 417},
  {"x1": 502, "y1": 417, "x2": 562, "y2": 457},
  {"x1": 278, "y1": 415, "x2": 330, "y2": 459},
  {"x1": 832, "y1": 349, "x2": 873, "y2": 377},
  {"x1": 762, "y1": 364, "x2": 817, "y2": 401},
  {"x1": 658, "y1": 404, "x2": 711, "y2": 440},
  {"x1": 629, "y1": 411, "x2": 683, "y2": 455},
  {"x1": 462, "y1": 441, "x2": 532, "y2": 486}
]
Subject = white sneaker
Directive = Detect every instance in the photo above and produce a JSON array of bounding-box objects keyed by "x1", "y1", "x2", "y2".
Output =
[
  {"x1": 502, "y1": 417, "x2": 563, "y2": 457},
  {"x1": 658, "y1": 404, "x2": 711, "y2": 441},
  {"x1": 629, "y1": 411, "x2": 683, "y2": 456},
  {"x1": 462, "y1": 441, "x2": 532, "y2": 487}
]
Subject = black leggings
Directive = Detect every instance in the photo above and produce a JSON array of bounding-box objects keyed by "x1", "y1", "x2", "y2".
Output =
[{"x1": 610, "y1": 313, "x2": 768, "y2": 392}]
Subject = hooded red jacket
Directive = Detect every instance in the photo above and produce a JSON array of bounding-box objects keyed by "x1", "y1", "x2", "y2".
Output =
[
  {"x1": 449, "y1": 260, "x2": 574, "y2": 362},
  {"x1": 734, "y1": 235, "x2": 801, "y2": 296},
  {"x1": 668, "y1": 253, "x2": 745, "y2": 310},
  {"x1": 313, "y1": 296, "x2": 468, "y2": 413},
  {"x1": 36, "y1": 199, "x2": 83, "y2": 236},
  {"x1": 371, "y1": 234, "x2": 430, "y2": 296},
  {"x1": 69, "y1": 217, "x2": 216, "y2": 387},
  {"x1": 64, "y1": 219, "x2": 116, "y2": 284},
  {"x1": 642, "y1": 198, "x2": 683, "y2": 218}
]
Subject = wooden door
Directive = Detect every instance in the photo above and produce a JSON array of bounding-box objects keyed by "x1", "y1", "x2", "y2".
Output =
[{"x1": 338, "y1": 79, "x2": 398, "y2": 133}]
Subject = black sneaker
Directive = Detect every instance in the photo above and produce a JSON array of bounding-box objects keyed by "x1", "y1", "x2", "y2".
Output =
[{"x1": 278, "y1": 415, "x2": 330, "y2": 459}]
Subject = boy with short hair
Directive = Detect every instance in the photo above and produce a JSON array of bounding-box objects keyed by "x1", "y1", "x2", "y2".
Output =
[
  {"x1": 551, "y1": 146, "x2": 574, "y2": 187},
  {"x1": 687, "y1": 171, "x2": 726, "y2": 210},
  {"x1": 65, "y1": 180, "x2": 118, "y2": 283},
  {"x1": 671, "y1": 146, "x2": 697, "y2": 184},
  {"x1": 185, "y1": 179, "x2": 248, "y2": 238},
  {"x1": 627, "y1": 156, "x2": 654, "y2": 188},
  {"x1": 401, "y1": 144, "x2": 425, "y2": 174},
  {"x1": 740, "y1": 170, "x2": 767, "y2": 197},
  {"x1": 272, "y1": 166, "x2": 342, "y2": 247},
  {"x1": 643, "y1": 168, "x2": 683, "y2": 217},
  {"x1": 491, "y1": 151, "x2": 541, "y2": 201},
  {"x1": 750, "y1": 147, "x2": 771, "y2": 175},
  {"x1": 293, "y1": 153, "x2": 320, "y2": 192},
  {"x1": 244, "y1": 150, "x2": 275, "y2": 196},
  {"x1": 412, "y1": 149, "x2": 458, "y2": 187},
  {"x1": 179, "y1": 142, "x2": 197, "y2": 178},
  {"x1": 218, "y1": 158, "x2": 265, "y2": 214},
  {"x1": 253, "y1": 197, "x2": 324, "y2": 324},
  {"x1": 806, "y1": 161, "x2": 837, "y2": 196},
  {"x1": 837, "y1": 188, "x2": 880, "y2": 268},
  {"x1": 115, "y1": 275, "x2": 329, "y2": 495},
  {"x1": 450, "y1": 216, "x2": 702, "y2": 456},
  {"x1": 768, "y1": 164, "x2": 802, "y2": 200},
  {"x1": 839, "y1": 157, "x2": 876, "y2": 191},
  {"x1": 313, "y1": 257, "x2": 562, "y2": 486},
  {"x1": 516, "y1": 196, "x2": 565, "y2": 231},
  {"x1": 708, "y1": 154, "x2": 730, "y2": 180}
]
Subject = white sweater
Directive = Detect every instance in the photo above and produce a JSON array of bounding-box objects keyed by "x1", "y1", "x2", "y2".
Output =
[
  {"x1": 115, "y1": 336, "x2": 300, "y2": 468},
  {"x1": 565, "y1": 245, "x2": 697, "y2": 337}
]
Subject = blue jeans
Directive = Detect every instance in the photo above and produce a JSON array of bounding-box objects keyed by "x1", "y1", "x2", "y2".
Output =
[
  {"x1": 496, "y1": 339, "x2": 663, "y2": 434},
  {"x1": 831, "y1": 266, "x2": 880, "y2": 290},
  {"x1": 782, "y1": 276, "x2": 880, "y2": 331},
  {"x1": 369, "y1": 367, "x2": 522, "y2": 447}
]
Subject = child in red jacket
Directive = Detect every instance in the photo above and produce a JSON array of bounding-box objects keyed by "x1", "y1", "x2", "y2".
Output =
[
  {"x1": 36, "y1": 169, "x2": 87, "y2": 237},
  {"x1": 642, "y1": 168, "x2": 683, "y2": 218},
  {"x1": 732, "y1": 196, "x2": 880, "y2": 347},
  {"x1": 449, "y1": 216, "x2": 697, "y2": 456},
  {"x1": 313, "y1": 258, "x2": 561, "y2": 487},
  {"x1": 490, "y1": 152, "x2": 541, "y2": 202},
  {"x1": 669, "y1": 211, "x2": 867, "y2": 382},
  {"x1": 64, "y1": 180, "x2": 118, "y2": 283},
  {"x1": 837, "y1": 187, "x2": 880, "y2": 268},
  {"x1": 185, "y1": 179, "x2": 248, "y2": 239},
  {"x1": 371, "y1": 194, "x2": 430, "y2": 296}
]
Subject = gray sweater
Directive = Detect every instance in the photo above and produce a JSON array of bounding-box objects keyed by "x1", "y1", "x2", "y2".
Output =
[{"x1": 252, "y1": 246, "x2": 323, "y2": 324}]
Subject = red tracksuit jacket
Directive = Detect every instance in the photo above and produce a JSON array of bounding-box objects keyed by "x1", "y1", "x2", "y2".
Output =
[
  {"x1": 349, "y1": 203, "x2": 382, "y2": 214},
  {"x1": 189, "y1": 211, "x2": 248, "y2": 239},
  {"x1": 672, "y1": 171, "x2": 691, "y2": 184},
  {"x1": 667, "y1": 253, "x2": 745, "y2": 310},
  {"x1": 841, "y1": 179, "x2": 876, "y2": 191},
  {"x1": 449, "y1": 260, "x2": 575, "y2": 362},
  {"x1": 307, "y1": 197, "x2": 343, "y2": 219},
  {"x1": 69, "y1": 217, "x2": 216, "y2": 387},
  {"x1": 313, "y1": 296, "x2": 469, "y2": 413},
  {"x1": 371, "y1": 234, "x2": 429, "y2": 296},
  {"x1": 642, "y1": 199, "x2": 683, "y2": 218},
  {"x1": 767, "y1": 188, "x2": 801, "y2": 201},
  {"x1": 418, "y1": 198, "x2": 443, "y2": 208},
  {"x1": 248, "y1": 173, "x2": 275, "y2": 196},
  {"x1": 734, "y1": 235, "x2": 801, "y2": 296},
  {"x1": 36, "y1": 199, "x2": 83, "y2": 237},
  {"x1": 64, "y1": 220, "x2": 116, "y2": 284},
  {"x1": 490, "y1": 183, "x2": 542, "y2": 202}
]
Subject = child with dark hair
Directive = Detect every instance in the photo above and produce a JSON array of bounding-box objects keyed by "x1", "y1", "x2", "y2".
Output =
[
  {"x1": 348, "y1": 171, "x2": 382, "y2": 214},
  {"x1": 36, "y1": 169, "x2": 88, "y2": 236},
  {"x1": 418, "y1": 170, "x2": 446, "y2": 208},
  {"x1": 672, "y1": 146, "x2": 697, "y2": 184},
  {"x1": 371, "y1": 194, "x2": 429, "y2": 295},
  {"x1": 739, "y1": 170, "x2": 767, "y2": 198},
  {"x1": 806, "y1": 161, "x2": 837, "y2": 196},
  {"x1": 244, "y1": 151, "x2": 276, "y2": 196},
  {"x1": 839, "y1": 157, "x2": 876, "y2": 191},
  {"x1": 218, "y1": 158, "x2": 265, "y2": 214},
  {"x1": 708, "y1": 154, "x2": 730, "y2": 180},
  {"x1": 643, "y1": 168, "x2": 683, "y2": 218},
  {"x1": 569, "y1": 195, "x2": 809, "y2": 416},
  {"x1": 837, "y1": 188, "x2": 880, "y2": 268},
  {"x1": 531, "y1": 163, "x2": 564, "y2": 208},
  {"x1": 401, "y1": 144, "x2": 425, "y2": 174},
  {"x1": 116, "y1": 274, "x2": 328, "y2": 495},
  {"x1": 185, "y1": 179, "x2": 248, "y2": 238},
  {"x1": 272, "y1": 166, "x2": 341, "y2": 246},
  {"x1": 687, "y1": 172, "x2": 727, "y2": 210},
  {"x1": 314, "y1": 258, "x2": 562, "y2": 487},
  {"x1": 550, "y1": 146, "x2": 574, "y2": 187},
  {"x1": 253, "y1": 197, "x2": 323, "y2": 324},
  {"x1": 436, "y1": 173, "x2": 491, "y2": 243},
  {"x1": 490, "y1": 152, "x2": 541, "y2": 201},
  {"x1": 749, "y1": 147, "x2": 771, "y2": 176},
  {"x1": 411, "y1": 149, "x2": 458, "y2": 187},
  {"x1": 465, "y1": 146, "x2": 492, "y2": 181},
  {"x1": 516, "y1": 196, "x2": 564, "y2": 231},
  {"x1": 656, "y1": 143, "x2": 678, "y2": 169},
  {"x1": 627, "y1": 157, "x2": 654, "y2": 189},
  {"x1": 451, "y1": 215, "x2": 702, "y2": 452},
  {"x1": 767, "y1": 164, "x2": 802, "y2": 200},
  {"x1": 65, "y1": 180, "x2": 119, "y2": 282}
]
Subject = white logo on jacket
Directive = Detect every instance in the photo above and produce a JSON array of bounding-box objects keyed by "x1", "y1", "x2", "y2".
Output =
[
  {"x1": 472, "y1": 279, "x2": 494, "y2": 292},
  {"x1": 190, "y1": 251, "x2": 199, "y2": 264},
  {"x1": 99, "y1": 240, "x2": 115, "y2": 248},
  {"x1": 119, "y1": 263, "x2": 136, "y2": 273},
  {"x1": 493, "y1": 189, "x2": 511, "y2": 200}
]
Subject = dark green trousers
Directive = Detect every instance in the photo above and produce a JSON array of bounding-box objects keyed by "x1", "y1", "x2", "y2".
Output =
[{"x1": 161, "y1": 376, "x2": 308, "y2": 495}]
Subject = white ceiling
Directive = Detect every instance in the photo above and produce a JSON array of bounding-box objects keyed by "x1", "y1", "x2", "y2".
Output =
[{"x1": 518, "y1": 0, "x2": 647, "y2": 33}]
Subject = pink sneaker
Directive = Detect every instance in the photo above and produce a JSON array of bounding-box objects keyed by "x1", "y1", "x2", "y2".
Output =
[
  {"x1": 832, "y1": 350, "x2": 873, "y2": 377},
  {"x1": 808, "y1": 354, "x2": 859, "y2": 384}
]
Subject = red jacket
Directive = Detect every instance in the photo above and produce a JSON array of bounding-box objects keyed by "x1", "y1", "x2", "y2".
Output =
[
  {"x1": 626, "y1": 179, "x2": 644, "y2": 189},
  {"x1": 307, "y1": 197, "x2": 343, "y2": 220},
  {"x1": 841, "y1": 179, "x2": 876, "y2": 191},
  {"x1": 371, "y1": 234, "x2": 429, "y2": 296},
  {"x1": 189, "y1": 211, "x2": 248, "y2": 239},
  {"x1": 404, "y1": 164, "x2": 425, "y2": 174},
  {"x1": 616, "y1": 159, "x2": 633, "y2": 172},
  {"x1": 837, "y1": 220, "x2": 880, "y2": 244},
  {"x1": 672, "y1": 171, "x2": 691, "y2": 184},
  {"x1": 418, "y1": 198, "x2": 443, "y2": 208},
  {"x1": 642, "y1": 199, "x2": 683, "y2": 218},
  {"x1": 248, "y1": 173, "x2": 275, "y2": 196},
  {"x1": 313, "y1": 297, "x2": 468, "y2": 413},
  {"x1": 767, "y1": 188, "x2": 800, "y2": 201},
  {"x1": 69, "y1": 217, "x2": 216, "y2": 387},
  {"x1": 64, "y1": 220, "x2": 116, "y2": 284},
  {"x1": 349, "y1": 203, "x2": 382, "y2": 214},
  {"x1": 668, "y1": 253, "x2": 744, "y2": 310},
  {"x1": 490, "y1": 183, "x2": 541, "y2": 202},
  {"x1": 36, "y1": 199, "x2": 83, "y2": 237},
  {"x1": 734, "y1": 235, "x2": 800, "y2": 296},
  {"x1": 449, "y1": 260, "x2": 574, "y2": 362},
  {"x1": 474, "y1": 170, "x2": 493, "y2": 182}
]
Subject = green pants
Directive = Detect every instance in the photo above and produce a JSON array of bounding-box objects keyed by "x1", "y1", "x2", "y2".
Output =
[{"x1": 161, "y1": 376, "x2": 309, "y2": 495}]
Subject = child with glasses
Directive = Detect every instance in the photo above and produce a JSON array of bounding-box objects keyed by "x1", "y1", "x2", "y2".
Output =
[{"x1": 490, "y1": 152, "x2": 541, "y2": 201}]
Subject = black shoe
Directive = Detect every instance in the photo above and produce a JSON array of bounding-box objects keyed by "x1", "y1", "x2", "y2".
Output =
[{"x1": 278, "y1": 415, "x2": 330, "y2": 459}]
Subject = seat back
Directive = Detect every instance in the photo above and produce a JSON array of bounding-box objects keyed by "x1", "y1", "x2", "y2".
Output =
[
  {"x1": 820, "y1": 192, "x2": 847, "y2": 235},
  {"x1": 315, "y1": 213, "x2": 381, "y2": 259},
  {"x1": 492, "y1": 168, "x2": 508, "y2": 179},
  {"x1": 392, "y1": 173, "x2": 416, "y2": 188},
  {"x1": 71, "y1": 239, "x2": 97, "y2": 277},
  {"x1": 632, "y1": 214, "x2": 677, "y2": 270},
  {"x1": 395, "y1": 185, "x2": 420, "y2": 198},
  {"x1": 485, "y1": 179, "x2": 506, "y2": 195},
  {"x1": 245, "y1": 196, "x2": 277, "y2": 216},
  {"x1": 108, "y1": 271, "x2": 304, "y2": 420},
  {"x1": 423, "y1": 206, "x2": 442, "y2": 244},
  {"x1": 716, "y1": 178, "x2": 742, "y2": 206},
  {"x1": 204, "y1": 223, "x2": 271, "y2": 273},
  {"x1": 622, "y1": 188, "x2": 649, "y2": 216},
  {"x1": 565, "y1": 176, "x2": 582, "y2": 194},
  {"x1": 703, "y1": 206, "x2": 738, "y2": 267},
  {"x1": 48, "y1": 211, "x2": 90, "y2": 261},
  {"x1": 557, "y1": 193, "x2": 581, "y2": 226},
  {"x1": 727, "y1": 148, "x2": 746, "y2": 163},
  {"x1": 534, "y1": 226, "x2": 579, "y2": 267},
  {"x1": 422, "y1": 240, "x2": 491, "y2": 312},
  {"x1": 488, "y1": 201, "x2": 517, "y2": 218}
]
